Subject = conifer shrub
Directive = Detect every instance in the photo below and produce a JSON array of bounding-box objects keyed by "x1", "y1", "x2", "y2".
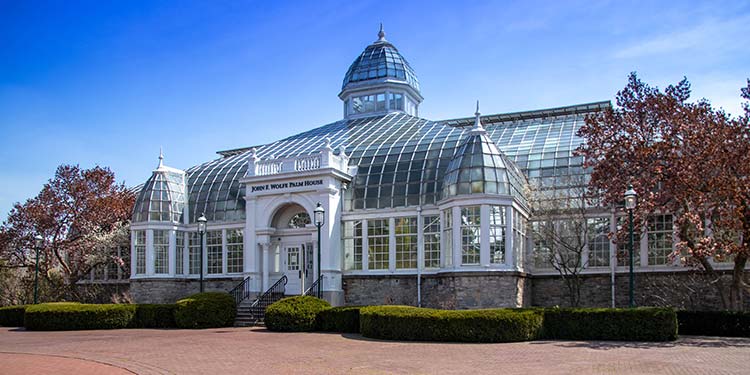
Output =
[
  {"x1": 24, "y1": 302, "x2": 135, "y2": 331},
  {"x1": 0, "y1": 305, "x2": 27, "y2": 327},
  {"x1": 677, "y1": 310, "x2": 750, "y2": 337},
  {"x1": 360, "y1": 306, "x2": 544, "y2": 342},
  {"x1": 174, "y1": 292, "x2": 236, "y2": 329},
  {"x1": 265, "y1": 296, "x2": 331, "y2": 332},
  {"x1": 541, "y1": 307, "x2": 677, "y2": 341},
  {"x1": 316, "y1": 306, "x2": 363, "y2": 333}
]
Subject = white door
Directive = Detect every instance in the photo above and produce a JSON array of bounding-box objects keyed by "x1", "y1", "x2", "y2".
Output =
[{"x1": 283, "y1": 245, "x2": 302, "y2": 295}]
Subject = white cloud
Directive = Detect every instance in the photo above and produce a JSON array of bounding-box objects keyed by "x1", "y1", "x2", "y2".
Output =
[{"x1": 614, "y1": 15, "x2": 750, "y2": 59}]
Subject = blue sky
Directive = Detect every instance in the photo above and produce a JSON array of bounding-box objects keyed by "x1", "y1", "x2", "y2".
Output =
[{"x1": 1, "y1": 0, "x2": 748, "y2": 217}]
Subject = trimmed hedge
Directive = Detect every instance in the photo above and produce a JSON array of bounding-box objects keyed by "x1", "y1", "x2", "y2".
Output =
[
  {"x1": 174, "y1": 292, "x2": 236, "y2": 329},
  {"x1": 25, "y1": 303, "x2": 136, "y2": 331},
  {"x1": 316, "y1": 306, "x2": 363, "y2": 333},
  {"x1": 677, "y1": 310, "x2": 750, "y2": 337},
  {"x1": 542, "y1": 307, "x2": 677, "y2": 341},
  {"x1": 360, "y1": 306, "x2": 544, "y2": 343},
  {"x1": 133, "y1": 304, "x2": 177, "y2": 328},
  {"x1": 265, "y1": 296, "x2": 331, "y2": 332},
  {"x1": 0, "y1": 305, "x2": 27, "y2": 327}
]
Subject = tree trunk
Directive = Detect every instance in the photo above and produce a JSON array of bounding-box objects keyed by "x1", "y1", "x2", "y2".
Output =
[
  {"x1": 729, "y1": 253, "x2": 747, "y2": 311},
  {"x1": 697, "y1": 256, "x2": 729, "y2": 310}
]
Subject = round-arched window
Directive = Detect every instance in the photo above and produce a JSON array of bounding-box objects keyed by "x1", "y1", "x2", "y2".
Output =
[{"x1": 289, "y1": 212, "x2": 311, "y2": 228}]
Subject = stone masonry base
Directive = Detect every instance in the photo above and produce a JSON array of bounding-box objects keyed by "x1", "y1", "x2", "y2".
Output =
[{"x1": 130, "y1": 278, "x2": 244, "y2": 304}]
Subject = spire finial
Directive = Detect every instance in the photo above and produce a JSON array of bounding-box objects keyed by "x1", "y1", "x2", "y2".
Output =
[
  {"x1": 377, "y1": 23, "x2": 386, "y2": 42},
  {"x1": 157, "y1": 147, "x2": 164, "y2": 168},
  {"x1": 472, "y1": 100, "x2": 486, "y2": 134}
]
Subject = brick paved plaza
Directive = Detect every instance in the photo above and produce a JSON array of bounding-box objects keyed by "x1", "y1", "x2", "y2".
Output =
[{"x1": 0, "y1": 327, "x2": 748, "y2": 374}]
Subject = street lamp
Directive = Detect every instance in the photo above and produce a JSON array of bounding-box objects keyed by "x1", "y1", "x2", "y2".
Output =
[
  {"x1": 624, "y1": 184, "x2": 638, "y2": 308},
  {"x1": 33, "y1": 234, "x2": 43, "y2": 304},
  {"x1": 197, "y1": 213, "x2": 207, "y2": 293},
  {"x1": 313, "y1": 203, "x2": 325, "y2": 299}
]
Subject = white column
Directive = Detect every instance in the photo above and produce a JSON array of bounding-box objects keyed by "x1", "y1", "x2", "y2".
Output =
[
  {"x1": 146, "y1": 229, "x2": 154, "y2": 275},
  {"x1": 222, "y1": 229, "x2": 228, "y2": 275},
  {"x1": 505, "y1": 207, "x2": 514, "y2": 268},
  {"x1": 168, "y1": 230, "x2": 176, "y2": 276},
  {"x1": 182, "y1": 232, "x2": 189, "y2": 276},
  {"x1": 452, "y1": 206, "x2": 461, "y2": 267},
  {"x1": 130, "y1": 230, "x2": 137, "y2": 278},
  {"x1": 416, "y1": 208, "x2": 424, "y2": 270},
  {"x1": 480, "y1": 205, "x2": 490, "y2": 266},
  {"x1": 261, "y1": 242, "x2": 270, "y2": 291},
  {"x1": 389, "y1": 217, "x2": 396, "y2": 272}
]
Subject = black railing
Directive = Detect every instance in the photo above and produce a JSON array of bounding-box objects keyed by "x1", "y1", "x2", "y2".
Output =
[
  {"x1": 304, "y1": 275, "x2": 324, "y2": 298},
  {"x1": 248, "y1": 275, "x2": 288, "y2": 322},
  {"x1": 229, "y1": 276, "x2": 253, "y2": 306}
]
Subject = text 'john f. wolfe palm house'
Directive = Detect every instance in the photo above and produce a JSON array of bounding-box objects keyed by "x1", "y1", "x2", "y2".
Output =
[{"x1": 130, "y1": 27, "x2": 697, "y2": 309}]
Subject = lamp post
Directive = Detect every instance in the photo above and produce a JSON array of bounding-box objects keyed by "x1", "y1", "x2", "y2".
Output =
[
  {"x1": 624, "y1": 184, "x2": 638, "y2": 308},
  {"x1": 33, "y1": 235, "x2": 43, "y2": 304},
  {"x1": 313, "y1": 203, "x2": 325, "y2": 299},
  {"x1": 197, "y1": 213, "x2": 207, "y2": 293}
]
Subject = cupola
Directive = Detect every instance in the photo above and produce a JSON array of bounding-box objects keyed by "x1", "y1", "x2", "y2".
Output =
[
  {"x1": 133, "y1": 149, "x2": 187, "y2": 223},
  {"x1": 340, "y1": 25, "x2": 423, "y2": 119}
]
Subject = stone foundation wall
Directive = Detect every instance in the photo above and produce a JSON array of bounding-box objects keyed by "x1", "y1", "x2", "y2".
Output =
[
  {"x1": 130, "y1": 278, "x2": 244, "y2": 304},
  {"x1": 343, "y1": 272, "x2": 530, "y2": 309},
  {"x1": 532, "y1": 270, "x2": 750, "y2": 310}
]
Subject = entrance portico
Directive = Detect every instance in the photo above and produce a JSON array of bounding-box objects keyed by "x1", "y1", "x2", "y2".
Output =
[{"x1": 241, "y1": 141, "x2": 352, "y2": 305}]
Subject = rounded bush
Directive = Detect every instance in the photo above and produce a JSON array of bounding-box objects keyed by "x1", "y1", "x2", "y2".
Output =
[
  {"x1": 360, "y1": 306, "x2": 544, "y2": 343},
  {"x1": 24, "y1": 303, "x2": 135, "y2": 331},
  {"x1": 133, "y1": 304, "x2": 178, "y2": 328},
  {"x1": 0, "y1": 305, "x2": 27, "y2": 327},
  {"x1": 174, "y1": 292, "x2": 236, "y2": 329},
  {"x1": 265, "y1": 296, "x2": 330, "y2": 332},
  {"x1": 316, "y1": 306, "x2": 363, "y2": 333}
]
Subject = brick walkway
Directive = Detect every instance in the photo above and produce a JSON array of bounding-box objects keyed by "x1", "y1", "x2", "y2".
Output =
[{"x1": 0, "y1": 327, "x2": 748, "y2": 374}]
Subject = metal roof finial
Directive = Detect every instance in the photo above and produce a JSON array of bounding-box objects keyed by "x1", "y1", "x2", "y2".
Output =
[
  {"x1": 377, "y1": 23, "x2": 386, "y2": 42},
  {"x1": 158, "y1": 147, "x2": 164, "y2": 168},
  {"x1": 471, "y1": 100, "x2": 486, "y2": 135}
]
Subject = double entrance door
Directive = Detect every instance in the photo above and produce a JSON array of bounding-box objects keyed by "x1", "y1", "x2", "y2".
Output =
[{"x1": 281, "y1": 240, "x2": 314, "y2": 295}]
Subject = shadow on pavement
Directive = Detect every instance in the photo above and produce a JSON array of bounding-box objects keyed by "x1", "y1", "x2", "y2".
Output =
[{"x1": 535, "y1": 336, "x2": 750, "y2": 350}]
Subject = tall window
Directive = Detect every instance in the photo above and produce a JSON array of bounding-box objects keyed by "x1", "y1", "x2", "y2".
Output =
[
  {"x1": 513, "y1": 210, "x2": 527, "y2": 268},
  {"x1": 368, "y1": 219, "x2": 389, "y2": 270},
  {"x1": 532, "y1": 221, "x2": 553, "y2": 269},
  {"x1": 227, "y1": 229, "x2": 243, "y2": 273},
  {"x1": 343, "y1": 220, "x2": 363, "y2": 270},
  {"x1": 461, "y1": 206, "x2": 481, "y2": 265},
  {"x1": 175, "y1": 232, "x2": 185, "y2": 275},
  {"x1": 423, "y1": 215, "x2": 440, "y2": 268},
  {"x1": 134, "y1": 231, "x2": 146, "y2": 274},
  {"x1": 207, "y1": 231, "x2": 223, "y2": 274},
  {"x1": 189, "y1": 232, "x2": 201, "y2": 274},
  {"x1": 153, "y1": 230, "x2": 169, "y2": 274},
  {"x1": 389, "y1": 92, "x2": 404, "y2": 110},
  {"x1": 395, "y1": 217, "x2": 417, "y2": 269},
  {"x1": 648, "y1": 214, "x2": 673, "y2": 265},
  {"x1": 587, "y1": 217, "x2": 610, "y2": 267},
  {"x1": 442, "y1": 210, "x2": 453, "y2": 267},
  {"x1": 489, "y1": 206, "x2": 506, "y2": 264}
]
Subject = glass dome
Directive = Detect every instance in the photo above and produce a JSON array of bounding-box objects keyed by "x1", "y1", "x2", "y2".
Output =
[
  {"x1": 342, "y1": 29, "x2": 420, "y2": 95},
  {"x1": 133, "y1": 170, "x2": 186, "y2": 223},
  {"x1": 442, "y1": 116, "x2": 528, "y2": 206}
]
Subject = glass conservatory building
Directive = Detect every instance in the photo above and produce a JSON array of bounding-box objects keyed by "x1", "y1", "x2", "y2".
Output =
[{"x1": 130, "y1": 28, "x2": 663, "y2": 308}]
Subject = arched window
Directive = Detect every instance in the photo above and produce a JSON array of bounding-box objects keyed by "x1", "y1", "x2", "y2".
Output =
[{"x1": 289, "y1": 212, "x2": 311, "y2": 228}]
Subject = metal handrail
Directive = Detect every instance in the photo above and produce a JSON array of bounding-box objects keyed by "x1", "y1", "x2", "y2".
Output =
[
  {"x1": 304, "y1": 275, "x2": 324, "y2": 298},
  {"x1": 229, "y1": 276, "x2": 253, "y2": 306},
  {"x1": 246, "y1": 275, "x2": 288, "y2": 322}
]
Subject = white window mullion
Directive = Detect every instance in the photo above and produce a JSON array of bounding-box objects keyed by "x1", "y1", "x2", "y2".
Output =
[
  {"x1": 389, "y1": 218, "x2": 396, "y2": 272},
  {"x1": 362, "y1": 219, "x2": 369, "y2": 271}
]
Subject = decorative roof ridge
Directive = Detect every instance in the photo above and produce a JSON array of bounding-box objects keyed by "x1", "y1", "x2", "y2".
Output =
[{"x1": 441, "y1": 100, "x2": 611, "y2": 128}]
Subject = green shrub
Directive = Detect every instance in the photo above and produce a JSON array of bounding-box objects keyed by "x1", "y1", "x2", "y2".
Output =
[
  {"x1": 133, "y1": 304, "x2": 177, "y2": 328},
  {"x1": 316, "y1": 306, "x2": 363, "y2": 333},
  {"x1": 677, "y1": 310, "x2": 750, "y2": 337},
  {"x1": 24, "y1": 303, "x2": 136, "y2": 331},
  {"x1": 0, "y1": 305, "x2": 27, "y2": 327},
  {"x1": 174, "y1": 292, "x2": 236, "y2": 329},
  {"x1": 265, "y1": 296, "x2": 331, "y2": 332},
  {"x1": 360, "y1": 306, "x2": 544, "y2": 343},
  {"x1": 542, "y1": 307, "x2": 677, "y2": 341}
]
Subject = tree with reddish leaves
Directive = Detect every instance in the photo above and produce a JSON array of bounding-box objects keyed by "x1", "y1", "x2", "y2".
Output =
[
  {"x1": 0, "y1": 165, "x2": 134, "y2": 302},
  {"x1": 577, "y1": 73, "x2": 750, "y2": 310}
]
